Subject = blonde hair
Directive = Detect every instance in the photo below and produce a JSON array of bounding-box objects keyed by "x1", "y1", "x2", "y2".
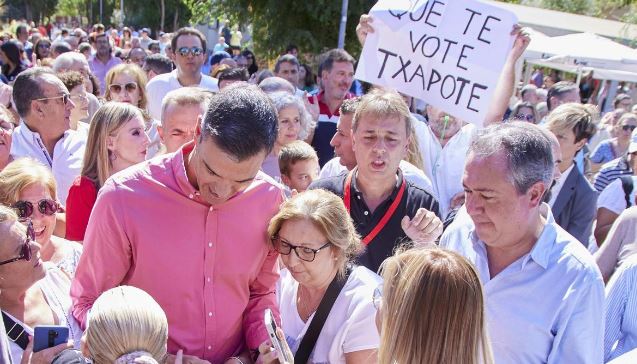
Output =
[
  {"x1": 406, "y1": 119, "x2": 424, "y2": 170},
  {"x1": 104, "y1": 63, "x2": 149, "y2": 110},
  {"x1": 85, "y1": 286, "x2": 168, "y2": 364},
  {"x1": 267, "y1": 189, "x2": 361, "y2": 277},
  {"x1": 352, "y1": 88, "x2": 412, "y2": 137},
  {"x1": 82, "y1": 102, "x2": 144, "y2": 188},
  {"x1": 0, "y1": 158, "x2": 57, "y2": 205},
  {"x1": 545, "y1": 103, "x2": 598, "y2": 143},
  {"x1": 378, "y1": 247, "x2": 493, "y2": 364}
]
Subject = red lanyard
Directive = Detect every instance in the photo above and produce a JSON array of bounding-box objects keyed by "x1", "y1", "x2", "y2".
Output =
[{"x1": 343, "y1": 170, "x2": 406, "y2": 246}]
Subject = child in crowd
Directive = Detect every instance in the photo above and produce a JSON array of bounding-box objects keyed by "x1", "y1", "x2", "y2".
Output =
[{"x1": 278, "y1": 140, "x2": 319, "y2": 193}]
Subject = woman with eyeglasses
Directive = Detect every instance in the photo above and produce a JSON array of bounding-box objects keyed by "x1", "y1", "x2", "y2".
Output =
[
  {"x1": 34, "y1": 37, "x2": 52, "y2": 61},
  {"x1": 591, "y1": 113, "x2": 637, "y2": 166},
  {"x1": 65, "y1": 102, "x2": 150, "y2": 242},
  {"x1": 0, "y1": 158, "x2": 83, "y2": 277},
  {"x1": 0, "y1": 205, "x2": 83, "y2": 363},
  {"x1": 104, "y1": 63, "x2": 161, "y2": 158},
  {"x1": 510, "y1": 101, "x2": 538, "y2": 124},
  {"x1": 375, "y1": 247, "x2": 493, "y2": 364},
  {"x1": 57, "y1": 71, "x2": 90, "y2": 133},
  {"x1": 259, "y1": 189, "x2": 381, "y2": 364}
]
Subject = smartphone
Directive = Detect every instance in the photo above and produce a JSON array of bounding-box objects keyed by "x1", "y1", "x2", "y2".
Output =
[
  {"x1": 33, "y1": 325, "x2": 69, "y2": 353},
  {"x1": 264, "y1": 309, "x2": 292, "y2": 364}
]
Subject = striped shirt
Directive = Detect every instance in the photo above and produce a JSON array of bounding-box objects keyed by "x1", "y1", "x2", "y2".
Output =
[
  {"x1": 605, "y1": 255, "x2": 637, "y2": 362},
  {"x1": 594, "y1": 156, "x2": 633, "y2": 192}
]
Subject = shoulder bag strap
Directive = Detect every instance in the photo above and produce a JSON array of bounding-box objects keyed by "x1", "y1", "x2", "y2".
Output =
[
  {"x1": 620, "y1": 175, "x2": 634, "y2": 208},
  {"x1": 2, "y1": 311, "x2": 29, "y2": 350},
  {"x1": 294, "y1": 266, "x2": 353, "y2": 364}
]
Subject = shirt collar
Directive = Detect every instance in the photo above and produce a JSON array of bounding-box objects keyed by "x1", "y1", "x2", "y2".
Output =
[
  {"x1": 172, "y1": 141, "x2": 200, "y2": 198},
  {"x1": 351, "y1": 167, "x2": 404, "y2": 202}
]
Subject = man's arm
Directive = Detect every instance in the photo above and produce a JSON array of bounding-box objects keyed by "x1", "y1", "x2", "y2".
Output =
[
  {"x1": 70, "y1": 182, "x2": 133, "y2": 328},
  {"x1": 483, "y1": 26, "x2": 530, "y2": 126}
]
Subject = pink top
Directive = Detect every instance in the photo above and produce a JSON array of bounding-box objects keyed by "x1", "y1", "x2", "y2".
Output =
[
  {"x1": 71, "y1": 142, "x2": 284, "y2": 363},
  {"x1": 88, "y1": 54, "x2": 122, "y2": 95}
]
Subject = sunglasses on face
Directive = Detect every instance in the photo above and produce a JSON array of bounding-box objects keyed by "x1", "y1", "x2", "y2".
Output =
[
  {"x1": 109, "y1": 82, "x2": 138, "y2": 94},
  {"x1": 37, "y1": 43, "x2": 50, "y2": 49},
  {"x1": 622, "y1": 124, "x2": 637, "y2": 132},
  {"x1": 177, "y1": 47, "x2": 204, "y2": 57},
  {"x1": 0, "y1": 220, "x2": 33, "y2": 266},
  {"x1": 34, "y1": 93, "x2": 71, "y2": 105},
  {"x1": 515, "y1": 114, "x2": 535, "y2": 122},
  {"x1": 13, "y1": 199, "x2": 59, "y2": 220}
]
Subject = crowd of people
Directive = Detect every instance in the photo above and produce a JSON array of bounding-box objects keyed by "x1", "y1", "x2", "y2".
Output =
[{"x1": 0, "y1": 10, "x2": 636, "y2": 364}]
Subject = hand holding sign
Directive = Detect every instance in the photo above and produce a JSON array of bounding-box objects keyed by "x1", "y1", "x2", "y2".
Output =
[{"x1": 355, "y1": 0, "x2": 517, "y2": 127}]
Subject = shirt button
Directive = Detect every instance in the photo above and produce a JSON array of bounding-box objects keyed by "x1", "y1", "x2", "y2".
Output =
[
  {"x1": 207, "y1": 277, "x2": 211, "y2": 283},
  {"x1": 208, "y1": 312, "x2": 213, "y2": 317},
  {"x1": 357, "y1": 195, "x2": 361, "y2": 199},
  {"x1": 209, "y1": 206, "x2": 214, "y2": 212},
  {"x1": 207, "y1": 346, "x2": 212, "y2": 350},
  {"x1": 364, "y1": 211, "x2": 369, "y2": 216},
  {"x1": 208, "y1": 242, "x2": 213, "y2": 248},
  {"x1": 189, "y1": 194, "x2": 194, "y2": 199}
]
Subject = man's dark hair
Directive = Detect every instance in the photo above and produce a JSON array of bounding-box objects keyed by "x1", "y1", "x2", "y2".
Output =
[
  {"x1": 546, "y1": 81, "x2": 578, "y2": 111},
  {"x1": 285, "y1": 44, "x2": 298, "y2": 53},
  {"x1": 16, "y1": 24, "x2": 28, "y2": 37},
  {"x1": 13, "y1": 67, "x2": 55, "y2": 118},
  {"x1": 614, "y1": 93, "x2": 632, "y2": 109},
  {"x1": 143, "y1": 54, "x2": 173, "y2": 75},
  {"x1": 171, "y1": 27, "x2": 207, "y2": 53},
  {"x1": 51, "y1": 41, "x2": 72, "y2": 56},
  {"x1": 201, "y1": 84, "x2": 278, "y2": 160},
  {"x1": 218, "y1": 67, "x2": 249, "y2": 83},
  {"x1": 274, "y1": 54, "x2": 299, "y2": 73},
  {"x1": 319, "y1": 48, "x2": 355, "y2": 75}
]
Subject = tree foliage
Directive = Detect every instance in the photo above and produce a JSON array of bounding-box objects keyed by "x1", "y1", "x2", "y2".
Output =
[{"x1": 185, "y1": 0, "x2": 376, "y2": 59}]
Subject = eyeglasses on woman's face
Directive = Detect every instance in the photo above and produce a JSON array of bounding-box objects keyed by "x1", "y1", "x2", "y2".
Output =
[
  {"x1": 12, "y1": 199, "x2": 59, "y2": 220},
  {"x1": 0, "y1": 220, "x2": 34, "y2": 266},
  {"x1": 272, "y1": 235, "x2": 331, "y2": 262}
]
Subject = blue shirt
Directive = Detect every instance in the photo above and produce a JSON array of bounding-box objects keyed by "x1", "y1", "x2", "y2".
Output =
[
  {"x1": 591, "y1": 140, "x2": 618, "y2": 164},
  {"x1": 440, "y1": 204, "x2": 605, "y2": 364},
  {"x1": 594, "y1": 156, "x2": 633, "y2": 192},
  {"x1": 605, "y1": 255, "x2": 637, "y2": 362}
]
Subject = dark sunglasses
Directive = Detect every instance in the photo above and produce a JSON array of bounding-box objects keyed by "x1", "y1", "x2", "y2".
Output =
[
  {"x1": 34, "y1": 93, "x2": 71, "y2": 105},
  {"x1": 515, "y1": 114, "x2": 535, "y2": 122},
  {"x1": 109, "y1": 82, "x2": 138, "y2": 94},
  {"x1": 37, "y1": 43, "x2": 51, "y2": 49},
  {"x1": 0, "y1": 220, "x2": 33, "y2": 266},
  {"x1": 622, "y1": 124, "x2": 637, "y2": 132},
  {"x1": 13, "y1": 199, "x2": 59, "y2": 220},
  {"x1": 177, "y1": 46, "x2": 204, "y2": 57}
]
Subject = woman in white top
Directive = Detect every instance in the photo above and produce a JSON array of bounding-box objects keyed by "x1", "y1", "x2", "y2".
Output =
[
  {"x1": 0, "y1": 158, "x2": 82, "y2": 277},
  {"x1": 260, "y1": 189, "x2": 380, "y2": 364},
  {"x1": 0, "y1": 206, "x2": 82, "y2": 363},
  {"x1": 261, "y1": 92, "x2": 315, "y2": 182}
]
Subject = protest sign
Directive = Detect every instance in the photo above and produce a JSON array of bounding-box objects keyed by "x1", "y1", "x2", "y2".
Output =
[{"x1": 355, "y1": 0, "x2": 517, "y2": 126}]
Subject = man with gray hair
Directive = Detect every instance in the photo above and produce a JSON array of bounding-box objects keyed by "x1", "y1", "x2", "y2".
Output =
[
  {"x1": 441, "y1": 121, "x2": 604, "y2": 364},
  {"x1": 52, "y1": 52, "x2": 100, "y2": 122},
  {"x1": 158, "y1": 87, "x2": 212, "y2": 153},
  {"x1": 257, "y1": 76, "x2": 296, "y2": 95},
  {"x1": 273, "y1": 54, "x2": 300, "y2": 88},
  {"x1": 10, "y1": 67, "x2": 86, "y2": 205}
]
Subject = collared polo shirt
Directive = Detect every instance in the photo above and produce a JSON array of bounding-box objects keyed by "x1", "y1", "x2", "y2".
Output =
[
  {"x1": 309, "y1": 91, "x2": 352, "y2": 167},
  {"x1": 310, "y1": 169, "x2": 439, "y2": 273},
  {"x1": 88, "y1": 55, "x2": 122, "y2": 95}
]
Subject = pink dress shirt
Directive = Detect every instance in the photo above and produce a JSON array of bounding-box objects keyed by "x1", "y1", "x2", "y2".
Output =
[
  {"x1": 88, "y1": 54, "x2": 122, "y2": 95},
  {"x1": 71, "y1": 142, "x2": 284, "y2": 363}
]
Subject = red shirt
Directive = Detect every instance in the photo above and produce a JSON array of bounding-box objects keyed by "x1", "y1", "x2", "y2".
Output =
[
  {"x1": 309, "y1": 91, "x2": 352, "y2": 167},
  {"x1": 65, "y1": 176, "x2": 98, "y2": 241}
]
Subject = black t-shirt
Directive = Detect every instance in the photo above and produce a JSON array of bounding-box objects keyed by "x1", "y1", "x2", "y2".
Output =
[{"x1": 309, "y1": 170, "x2": 440, "y2": 273}]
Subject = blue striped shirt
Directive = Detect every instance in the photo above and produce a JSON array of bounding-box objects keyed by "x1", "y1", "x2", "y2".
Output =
[
  {"x1": 605, "y1": 255, "x2": 637, "y2": 362},
  {"x1": 594, "y1": 156, "x2": 632, "y2": 192}
]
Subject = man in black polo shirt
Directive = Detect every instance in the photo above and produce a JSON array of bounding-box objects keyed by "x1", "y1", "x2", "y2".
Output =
[{"x1": 310, "y1": 89, "x2": 441, "y2": 273}]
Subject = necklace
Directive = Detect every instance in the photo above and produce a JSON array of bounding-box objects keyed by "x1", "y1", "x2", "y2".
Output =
[{"x1": 297, "y1": 285, "x2": 321, "y2": 322}]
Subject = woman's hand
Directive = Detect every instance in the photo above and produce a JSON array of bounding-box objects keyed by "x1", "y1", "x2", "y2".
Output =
[
  {"x1": 255, "y1": 328, "x2": 294, "y2": 364},
  {"x1": 20, "y1": 336, "x2": 73, "y2": 364}
]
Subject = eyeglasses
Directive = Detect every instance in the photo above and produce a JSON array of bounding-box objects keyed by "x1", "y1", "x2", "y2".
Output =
[
  {"x1": 13, "y1": 199, "x2": 59, "y2": 220},
  {"x1": 34, "y1": 93, "x2": 71, "y2": 105},
  {"x1": 177, "y1": 46, "x2": 204, "y2": 57},
  {"x1": 0, "y1": 220, "x2": 33, "y2": 266},
  {"x1": 372, "y1": 285, "x2": 383, "y2": 310},
  {"x1": 622, "y1": 124, "x2": 637, "y2": 132},
  {"x1": 272, "y1": 236, "x2": 331, "y2": 262},
  {"x1": 109, "y1": 82, "x2": 138, "y2": 94},
  {"x1": 70, "y1": 93, "x2": 88, "y2": 103},
  {"x1": 515, "y1": 114, "x2": 535, "y2": 122}
]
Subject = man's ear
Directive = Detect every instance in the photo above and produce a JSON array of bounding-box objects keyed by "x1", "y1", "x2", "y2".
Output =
[
  {"x1": 281, "y1": 173, "x2": 291, "y2": 187},
  {"x1": 194, "y1": 117, "x2": 202, "y2": 146},
  {"x1": 527, "y1": 181, "x2": 547, "y2": 208},
  {"x1": 574, "y1": 138, "x2": 588, "y2": 153},
  {"x1": 157, "y1": 125, "x2": 164, "y2": 143}
]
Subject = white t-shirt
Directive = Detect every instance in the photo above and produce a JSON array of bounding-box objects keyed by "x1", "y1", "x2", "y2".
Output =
[
  {"x1": 415, "y1": 121, "x2": 477, "y2": 218},
  {"x1": 319, "y1": 157, "x2": 436, "y2": 198},
  {"x1": 146, "y1": 70, "x2": 219, "y2": 120},
  {"x1": 598, "y1": 176, "x2": 637, "y2": 214},
  {"x1": 277, "y1": 266, "x2": 381, "y2": 364}
]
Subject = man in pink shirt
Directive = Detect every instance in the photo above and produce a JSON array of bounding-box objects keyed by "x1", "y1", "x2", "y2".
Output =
[
  {"x1": 71, "y1": 84, "x2": 283, "y2": 364},
  {"x1": 88, "y1": 32, "x2": 122, "y2": 95}
]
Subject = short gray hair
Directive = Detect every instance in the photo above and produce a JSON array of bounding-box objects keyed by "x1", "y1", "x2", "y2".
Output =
[
  {"x1": 13, "y1": 67, "x2": 53, "y2": 118},
  {"x1": 274, "y1": 54, "x2": 300, "y2": 73},
  {"x1": 258, "y1": 76, "x2": 295, "y2": 95},
  {"x1": 160, "y1": 87, "x2": 212, "y2": 125},
  {"x1": 268, "y1": 91, "x2": 315, "y2": 140},
  {"x1": 468, "y1": 122, "x2": 553, "y2": 194},
  {"x1": 52, "y1": 52, "x2": 88, "y2": 72}
]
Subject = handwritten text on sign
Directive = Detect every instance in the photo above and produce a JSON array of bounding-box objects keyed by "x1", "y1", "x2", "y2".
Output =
[{"x1": 355, "y1": 0, "x2": 517, "y2": 126}]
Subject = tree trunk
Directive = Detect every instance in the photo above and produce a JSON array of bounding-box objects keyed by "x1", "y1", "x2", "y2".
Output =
[
  {"x1": 160, "y1": 0, "x2": 165, "y2": 31},
  {"x1": 173, "y1": 6, "x2": 178, "y2": 32},
  {"x1": 25, "y1": 0, "x2": 33, "y2": 21}
]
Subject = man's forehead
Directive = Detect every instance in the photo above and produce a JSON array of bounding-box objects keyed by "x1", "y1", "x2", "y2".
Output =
[{"x1": 176, "y1": 34, "x2": 202, "y2": 48}]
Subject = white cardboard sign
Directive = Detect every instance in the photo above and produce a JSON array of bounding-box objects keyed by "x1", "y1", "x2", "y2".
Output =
[{"x1": 355, "y1": 0, "x2": 517, "y2": 126}]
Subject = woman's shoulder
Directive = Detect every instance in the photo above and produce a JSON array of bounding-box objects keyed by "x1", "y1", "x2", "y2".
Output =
[{"x1": 343, "y1": 266, "x2": 382, "y2": 297}]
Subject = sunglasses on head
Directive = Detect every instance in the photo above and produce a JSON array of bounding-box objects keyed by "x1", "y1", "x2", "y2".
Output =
[
  {"x1": 0, "y1": 220, "x2": 33, "y2": 266},
  {"x1": 177, "y1": 46, "x2": 204, "y2": 57},
  {"x1": 34, "y1": 93, "x2": 71, "y2": 105},
  {"x1": 109, "y1": 82, "x2": 138, "y2": 94},
  {"x1": 13, "y1": 199, "x2": 59, "y2": 220},
  {"x1": 622, "y1": 124, "x2": 637, "y2": 132}
]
